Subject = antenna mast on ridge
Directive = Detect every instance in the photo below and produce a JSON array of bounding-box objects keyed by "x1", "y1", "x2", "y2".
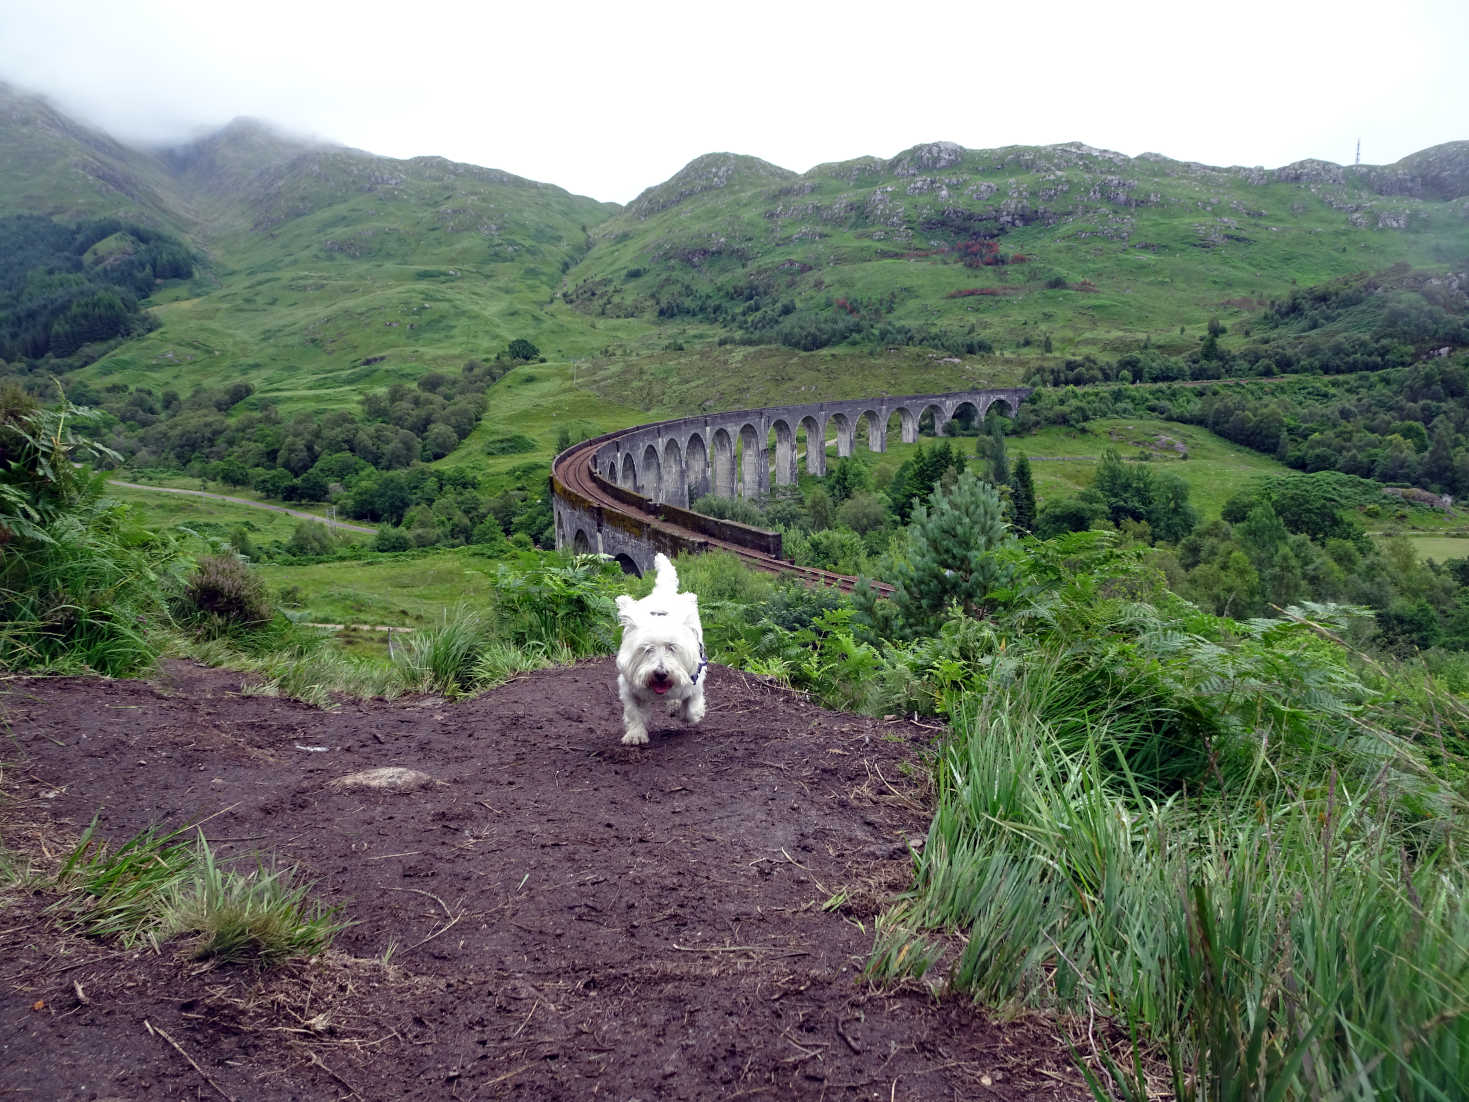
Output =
[{"x1": 1356, "y1": 139, "x2": 1361, "y2": 166}]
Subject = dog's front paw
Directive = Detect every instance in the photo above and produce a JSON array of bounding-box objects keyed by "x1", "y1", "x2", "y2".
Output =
[{"x1": 621, "y1": 728, "x2": 649, "y2": 746}]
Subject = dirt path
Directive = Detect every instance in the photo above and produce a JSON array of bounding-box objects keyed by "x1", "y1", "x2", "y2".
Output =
[{"x1": 0, "y1": 660, "x2": 1092, "y2": 1100}]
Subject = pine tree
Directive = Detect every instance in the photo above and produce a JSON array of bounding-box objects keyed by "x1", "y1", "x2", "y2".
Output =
[
  {"x1": 1011, "y1": 453, "x2": 1036, "y2": 533},
  {"x1": 890, "y1": 469, "x2": 1017, "y2": 638}
]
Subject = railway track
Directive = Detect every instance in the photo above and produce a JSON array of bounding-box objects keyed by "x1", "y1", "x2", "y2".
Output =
[{"x1": 553, "y1": 435, "x2": 894, "y2": 597}]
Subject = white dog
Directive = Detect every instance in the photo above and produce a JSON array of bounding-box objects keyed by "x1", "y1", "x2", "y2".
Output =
[{"x1": 614, "y1": 553, "x2": 707, "y2": 746}]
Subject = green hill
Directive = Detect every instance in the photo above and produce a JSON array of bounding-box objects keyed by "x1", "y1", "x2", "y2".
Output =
[
  {"x1": 566, "y1": 139, "x2": 1469, "y2": 361},
  {"x1": 4, "y1": 82, "x2": 1465, "y2": 422},
  {"x1": 0, "y1": 83, "x2": 632, "y2": 411},
  {"x1": 0, "y1": 82, "x2": 188, "y2": 230}
]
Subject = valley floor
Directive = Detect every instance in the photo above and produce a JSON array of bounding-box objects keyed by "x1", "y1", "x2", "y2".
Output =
[{"x1": 0, "y1": 660, "x2": 1095, "y2": 1100}]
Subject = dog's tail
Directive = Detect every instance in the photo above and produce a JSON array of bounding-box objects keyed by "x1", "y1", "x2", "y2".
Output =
[{"x1": 651, "y1": 552, "x2": 679, "y2": 597}]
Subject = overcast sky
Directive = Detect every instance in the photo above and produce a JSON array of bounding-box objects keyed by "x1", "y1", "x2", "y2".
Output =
[{"x1": 2, "y1": 0, "x2": 1464, "y2": 205}]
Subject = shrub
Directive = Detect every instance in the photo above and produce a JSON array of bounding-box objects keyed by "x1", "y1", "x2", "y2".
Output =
[
  {"x1": 483, "y1": 432, "x2": 538, "y2": 456},
  {"x1": 488, "y1": 555, "x2": 620, "y2": 657},
  {"x1": 506, "y1": 338, "x2": 540, "y2": 362},
  {"x1": 287, "y1": 520, "x2": 336, "y2": 557},
  {"x1": 176, "y1": 554, "x2": 272, "y2": 634},
  {"x1": 691, "y1": 493, "x2": 769, "y2": 528}
]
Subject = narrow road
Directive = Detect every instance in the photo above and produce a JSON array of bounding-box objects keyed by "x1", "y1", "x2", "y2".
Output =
[{"x1": 107, "y1": 480, "x2": 377, "y2": 534}]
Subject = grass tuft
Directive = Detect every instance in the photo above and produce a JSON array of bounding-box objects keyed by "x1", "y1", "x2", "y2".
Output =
[
  {"x1": 53, "y1": 820, "x2": 345, "y2": 964},
  {"x1": 393, "y1": 603, "x2": 492, "y2": 695}
]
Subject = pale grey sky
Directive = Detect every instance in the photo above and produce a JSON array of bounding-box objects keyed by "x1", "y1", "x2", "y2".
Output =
[{"x1": 1, "y1": 0, "x2": 1464, "y2": 205}]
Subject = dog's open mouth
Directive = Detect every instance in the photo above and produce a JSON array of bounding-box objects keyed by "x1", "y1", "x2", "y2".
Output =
[{"x1": 650, "y1": 673, "x2": 672, "y2": 695}]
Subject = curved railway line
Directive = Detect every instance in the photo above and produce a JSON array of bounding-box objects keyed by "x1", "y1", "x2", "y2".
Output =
[{"x1": 553, "y1": 434, "x2": 894, "y2": 597}]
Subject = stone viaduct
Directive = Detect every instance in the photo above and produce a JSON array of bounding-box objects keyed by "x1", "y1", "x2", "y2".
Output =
[{"x1": 551, "y1": 387, "x2": 1031, "y2": 575}]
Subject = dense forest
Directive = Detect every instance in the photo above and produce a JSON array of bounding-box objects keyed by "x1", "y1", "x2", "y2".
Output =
[{"x1": 0, "y1": 214, "x2": 194, "y2": 364}]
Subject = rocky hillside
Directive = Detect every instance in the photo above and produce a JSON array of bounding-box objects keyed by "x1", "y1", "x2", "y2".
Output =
[
  {"x1": 0, "y1": 83, "x2": 187, "y2": 229},
  {"x1": 565, "y1": 139, "x2": 1469, "y2": 358}
]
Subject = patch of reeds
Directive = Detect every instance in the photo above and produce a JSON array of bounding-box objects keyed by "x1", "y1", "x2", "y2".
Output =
[{"x1": 393, "y1": 603, "x2": 492, "y2": 695}]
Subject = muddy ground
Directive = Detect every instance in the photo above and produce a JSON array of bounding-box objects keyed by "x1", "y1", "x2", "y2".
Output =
[{"x1": 0, "y1": 659, "x2": 1096, "y2": 1100}]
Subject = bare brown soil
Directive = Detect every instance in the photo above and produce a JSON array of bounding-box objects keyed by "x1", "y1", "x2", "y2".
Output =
[{"x1": 1, "y1": 659, "x2": 1093, "y2": 1100}]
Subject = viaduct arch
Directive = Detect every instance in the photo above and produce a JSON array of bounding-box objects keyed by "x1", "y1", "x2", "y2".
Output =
[{"x1": 551, "y1": 387, "x2": 1030, "y2": 577}]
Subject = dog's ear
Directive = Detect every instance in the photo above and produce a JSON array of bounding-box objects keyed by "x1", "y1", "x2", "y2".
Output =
[
  {"x1": 615, "y1": 594, "x2": 640, "y2": 629},
  {"x1": 679, "y1": 591, "x2": 701, "y2": 631}
]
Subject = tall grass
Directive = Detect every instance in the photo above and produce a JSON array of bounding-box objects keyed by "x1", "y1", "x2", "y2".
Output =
[
  {"x1": 0, "y1": 391, "x2": 186, "y2": 675},
  {"x1": 394, "y1": 603, "x2": 493, "y2": 694},
  {"x1": 472, "y1": 639, "x2": 576, "y2": 688},
  {"x1": 866, "y1": 579, "x2": 1469, "y2": 1099},
  {"x1": 155, "y1": 553, "x2": 627, "y2": 703},
  {"x1": 383, "y1": 554, "x2": 623, "y2": 695}
]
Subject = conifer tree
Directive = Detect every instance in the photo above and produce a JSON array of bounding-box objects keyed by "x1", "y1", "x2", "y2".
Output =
[
  {"x1": 890, "y1": 469, "x2": 1017, "y2": 638},
  {"x1": 984, "y1": 414, "x2": 1009, "y2": 486},
  {"x1": 1011, "y1": 453, "x2": 1037, "y2": 533}
]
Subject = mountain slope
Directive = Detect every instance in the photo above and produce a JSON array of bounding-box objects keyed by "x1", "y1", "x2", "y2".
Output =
[
  {"x1": 0, "y1": 82, "x2": 189, "y2": 231},
  {"x1": 564, "y1": 140, "x2": 1469, "y2": 359},
  {"x1": 0, "y1": 89, "x2": 1465, "y2": 418},
  {"x1": 0, "y1": 92, "x2": 628, "y2": 408}
]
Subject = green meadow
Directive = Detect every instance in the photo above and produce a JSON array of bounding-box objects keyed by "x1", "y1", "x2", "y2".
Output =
[
  {"x1": 1402, "y1": 534, "x2": 1469, "y2": 562},
  {"x1": 255, "y1": 547, "x2": 505, "y2": 630},
  {"x1": 1011, "y1": 418, "x2": 1289, "y2": 519}
]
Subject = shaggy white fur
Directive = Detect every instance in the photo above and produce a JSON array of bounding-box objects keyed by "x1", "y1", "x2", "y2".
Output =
[{"x1": 614, "y1": 553, "x2": 707, "y2": 746}]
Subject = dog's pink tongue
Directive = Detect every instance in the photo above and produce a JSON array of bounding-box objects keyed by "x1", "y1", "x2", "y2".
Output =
[{"x1": 653, "y1": 684, "x2": 669, "y2": 695}]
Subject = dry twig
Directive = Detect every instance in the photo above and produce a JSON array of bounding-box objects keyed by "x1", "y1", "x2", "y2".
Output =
[{"x1": 145, "y1": 1019, "x2": 233, "y2": 1101}]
